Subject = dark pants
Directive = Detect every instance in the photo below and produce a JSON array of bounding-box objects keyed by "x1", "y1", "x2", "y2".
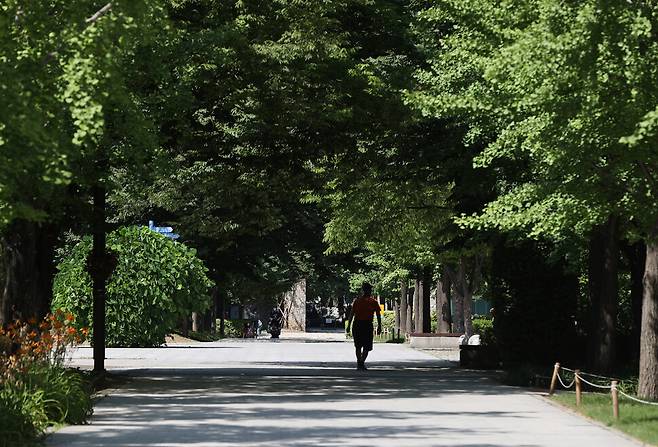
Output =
[{"x1": 353, "y1": 320, "x2": 374, "y2": 352}]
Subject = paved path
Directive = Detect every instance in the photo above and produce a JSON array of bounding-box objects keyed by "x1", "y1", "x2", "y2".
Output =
[{"x1": 48, "y1": 337, "x2": 639, "y2": 447}]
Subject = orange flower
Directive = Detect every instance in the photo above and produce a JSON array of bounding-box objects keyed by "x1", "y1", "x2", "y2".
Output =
[
  {"x1": 28, "y1": 317, "x2": 37, "y2": 325},
  {"x1": 67, "y1": 327, "x2": 77, "y2": 335},
  {"x1": 65, "y1": 313, "x2": 75, "y2": 322},
  {"x1": 81, "y1": 327, "x2": 90, "y2": 337},
  {"x1": 39, "y1": 321, "x2": 50, "y2": 330}
]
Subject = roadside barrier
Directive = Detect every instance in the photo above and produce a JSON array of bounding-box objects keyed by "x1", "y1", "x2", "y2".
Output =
[{"x1": 549, "y1": 362, "x2": 658, "y2": 420}]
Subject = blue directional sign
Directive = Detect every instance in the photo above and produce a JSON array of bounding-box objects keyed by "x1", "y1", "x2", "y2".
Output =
[{"x1": 148, "y1": 220, "x2": 180, "y2": 240}]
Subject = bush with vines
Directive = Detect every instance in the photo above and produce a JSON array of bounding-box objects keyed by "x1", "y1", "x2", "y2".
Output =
[{"x1": 52, "y1": 226, "x2": 214, "y2": 347}]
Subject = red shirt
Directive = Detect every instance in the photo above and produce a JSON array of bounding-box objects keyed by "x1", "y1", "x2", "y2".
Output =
[{"x1": 352, "y1": 296, "x2": 380, "y2": 321}]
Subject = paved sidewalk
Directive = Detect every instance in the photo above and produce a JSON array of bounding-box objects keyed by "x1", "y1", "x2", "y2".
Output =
[{"x1": 48, "y1": 339, "x2": 639, "y2": 447}]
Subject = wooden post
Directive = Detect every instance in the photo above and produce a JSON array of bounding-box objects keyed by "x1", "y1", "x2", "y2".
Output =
[
  {"x1": 575, "y1": 370, "x2": 582, "y2": 406},
  {"x1": 549, "y1": 362, "x2": 560, "y2": 395},
  {"x1": 611, "y1": 380, "x2": 619, "y2": 420}
]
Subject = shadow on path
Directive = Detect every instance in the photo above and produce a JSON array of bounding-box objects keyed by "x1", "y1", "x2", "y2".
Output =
[{"x1": 50, "y1": 364, "x2": 540, "y2": 447}]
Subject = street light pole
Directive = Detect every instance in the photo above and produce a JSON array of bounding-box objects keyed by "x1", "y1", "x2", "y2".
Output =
[{"x1": 91, "y1": 183, "x2": 107, "y2": 373}]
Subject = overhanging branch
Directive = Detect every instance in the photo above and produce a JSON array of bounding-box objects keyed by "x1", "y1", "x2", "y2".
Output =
[{"x1": 86, "y1": 3, "x2": 112, "y2": 24}]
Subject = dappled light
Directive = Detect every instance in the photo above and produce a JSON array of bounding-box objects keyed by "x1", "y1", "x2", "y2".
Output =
[{"x1": 3, "y1": 0, "x2": 658, "y2": 444}]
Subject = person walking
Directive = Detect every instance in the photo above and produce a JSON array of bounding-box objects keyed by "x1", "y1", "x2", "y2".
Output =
[{"x1": 346, "y1": 282, "x2": 382, "y2": 370}]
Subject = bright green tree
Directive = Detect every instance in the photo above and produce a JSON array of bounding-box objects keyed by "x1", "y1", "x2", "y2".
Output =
[{"x1": 408, "y1": 0, "x2": 658, "y2": 396}]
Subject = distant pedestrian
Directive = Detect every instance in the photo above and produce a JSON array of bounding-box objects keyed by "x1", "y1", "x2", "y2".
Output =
[
  {"x1": 243, "y1": 321, "x2": 254, "y2": 338},
  {"x1": 268, "y1": 306, "x2": 284, "y2": 339},
  {"x1": 347, "y1": 282, "x2": 381, "y2": 370}
]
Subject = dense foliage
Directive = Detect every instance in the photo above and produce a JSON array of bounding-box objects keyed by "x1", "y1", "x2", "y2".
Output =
[
  {"x1": 406, "y1": 0, "x2": 658, "y2": 397},
  {"x1": 1, "y1": 0, "x2": 658, "y2": 404},
  {"x1": 52, "y1": 226, "x2": 213, "y2": 347}
]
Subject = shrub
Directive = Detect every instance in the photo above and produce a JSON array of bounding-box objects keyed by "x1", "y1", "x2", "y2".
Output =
[
  {"x1": 472, "y1": 317, "x2": 495, "y2": 346},
  {"x1": 218, "y1": 319, "x2": 253, "y2": 338},
  {"x1": 28, "y1": 365, "x2": 93, "y2": 425},
  {"x1": 381, "y1": 311, "x2": 395, "y2": 332},
  {"x1": 52, "y1": 226, "x2": 213, "y2": 347},
  {"x1": 0, "y1": 385, "x2": 48, "y2": 447},
  {"x1": 345, "y1": 311, "x2": 399, "y2": 340}
]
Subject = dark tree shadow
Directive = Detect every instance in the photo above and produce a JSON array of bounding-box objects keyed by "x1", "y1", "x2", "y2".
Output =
[{"x1": 47, "y1": 363, "x2": 544, "y2": 447}]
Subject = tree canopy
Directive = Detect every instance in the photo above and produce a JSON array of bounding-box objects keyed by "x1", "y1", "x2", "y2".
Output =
[{"x1": 2, "y1": 0, "x2": 658, "y2": 398}]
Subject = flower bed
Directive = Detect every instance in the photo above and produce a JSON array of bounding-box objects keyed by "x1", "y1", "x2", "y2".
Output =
[{"x1": 0, "y1": 310, "x2": 93, "y2": 446}]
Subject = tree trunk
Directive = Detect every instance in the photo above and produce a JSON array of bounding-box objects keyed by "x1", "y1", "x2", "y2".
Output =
[
  {"x1": 418, "y1": 279, "x2": 424, "y2": 333},
  {"x1": 422, "y1": 267, "x2": 432, "y2": 333},
  {"x1": 413, "y1": 279, "x2": 420, "y2": 333},
  {"x1": 434, "y1": 280, "x2": 440, "y2": 332},
  {"x1": 218, "y1": 294, "x2": 225, "y2": 338},
  {"x1": 399, "y1": 280, "x2": 408, "y2": 335},
  {"x1": 463, "y1": 288, "x2": 474, "y2": 338},
  {"x1": 588, "y1": 215, "x2": 620, "y2": 372},
  {"x1": 406, "y1": 286, "x2": 413, "y2": 335},
  {"x1": 210, "y1": 287, "x2": 219, "y2": 333},
  {"x1": 639, "y1": 237, "x2": 658, "y2": 399},
  {"x1": 453, "y1": 290, "x2": 465, "y2": 334},
  {"x1": 0, "y1": 220, "x2": 58, "y2": 324},
  {"x1": 449, "y1": 261, "x2": 467, "y2": 335},
  {"x1": 624, "y1": 240, "x2": 646, "y2": 364},
  {"x1": 436, "y1": 270, "x2": 451, "y2": 333},
  {"x1": 192, "y1": 312, "x2": 200, "y2": 332},
  {"x1": 446, "y1": 255, "x2": 483, "y2": 336},
  {"x1": 394, "y1": 300, "x2": 400, "y2": 335},
  {"x1": 180, "y1": 315, "x2": 189, "y2": 337},
  {"x1": 200, "y1": 312, "x2": 215, "y2": 332}
]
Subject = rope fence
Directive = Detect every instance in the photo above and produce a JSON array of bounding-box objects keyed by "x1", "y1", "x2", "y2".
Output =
[
  {"x1": 617, "y1": 388, "x2": 658, "y2": 406},
  {"x1": 560, "y1": 366, "x2": 614, "y2": 380},
  {"x1": 556, "y1": 370, "x2": 575, "y2": 389},
  {"x1": 548, "y1": 362, "x2": 658, "y2": 420},
  {"x1": 575, "y1": 374, "x2": 613, "y2": 390}
]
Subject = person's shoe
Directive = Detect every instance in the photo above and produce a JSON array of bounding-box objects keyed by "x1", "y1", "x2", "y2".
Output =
[
  {"x1": 361, "y1": 364, "x2": 368, "y2": 371},
  {"x1": 356, "y1": 361, "x2": 364, "y2": 370}
]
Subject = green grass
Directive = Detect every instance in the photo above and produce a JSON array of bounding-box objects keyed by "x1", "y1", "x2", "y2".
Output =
[{"x1": 552, "y1": 392, "x2": 658, "y2": 446}]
